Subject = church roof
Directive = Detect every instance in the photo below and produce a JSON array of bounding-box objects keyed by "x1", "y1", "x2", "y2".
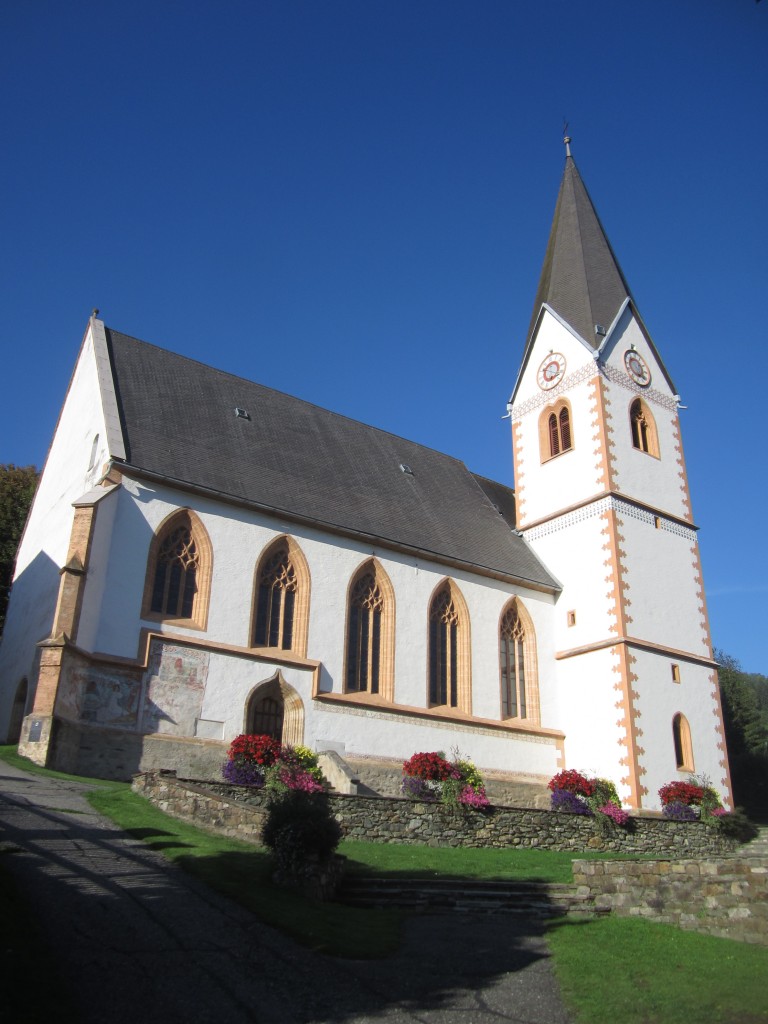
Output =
[
  {"x1": 104, "y1": 328, "x2": 557, "y2": 590},
  {"x1": 527, "y1": 153, "x2": 632, "y2": 350}
]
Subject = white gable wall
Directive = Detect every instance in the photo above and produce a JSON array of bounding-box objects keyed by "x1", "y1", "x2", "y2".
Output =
[{"x1": 0, "y1": 323, "x2": 110, "y2": 733}]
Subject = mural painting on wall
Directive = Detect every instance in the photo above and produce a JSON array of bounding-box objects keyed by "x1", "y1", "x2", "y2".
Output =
[
  {"x1": 58, "y1": 664, "x2": 141, "y2": 728},
  {"x1": 141, "y1": 641, "x2": 210, "y2": 736}
]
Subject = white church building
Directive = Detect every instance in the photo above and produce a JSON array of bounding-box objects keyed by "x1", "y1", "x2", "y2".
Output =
[{"x1": 0, "y1": 149, "x2": 732, "y2": 811}]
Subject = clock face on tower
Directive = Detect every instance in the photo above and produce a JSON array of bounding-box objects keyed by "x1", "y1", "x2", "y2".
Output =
[
  {"x1": 537, "y1": 352, "x2": 566, "y2": 390},
  {"x1": 624, "y1": 349, "x2": 651, "y2": 386}
]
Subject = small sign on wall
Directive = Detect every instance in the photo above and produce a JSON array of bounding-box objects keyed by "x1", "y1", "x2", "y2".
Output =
[{"x1": 28, "y1": 720, "x2": 43, "y2": 742}]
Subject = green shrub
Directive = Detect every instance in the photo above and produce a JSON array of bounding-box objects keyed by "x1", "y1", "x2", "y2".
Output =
[{"x1": 262, "y1": 790, "x2": 342, "y2": 877}]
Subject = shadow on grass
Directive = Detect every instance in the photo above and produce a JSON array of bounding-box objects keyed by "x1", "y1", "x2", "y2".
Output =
[{"x1": 0, "y1": 796, "x2": 567, "y2": 1022}]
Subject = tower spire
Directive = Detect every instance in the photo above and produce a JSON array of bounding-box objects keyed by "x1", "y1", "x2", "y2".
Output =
[{"x1": 526, "y1": 151, "x2": 632, "y2": 352}]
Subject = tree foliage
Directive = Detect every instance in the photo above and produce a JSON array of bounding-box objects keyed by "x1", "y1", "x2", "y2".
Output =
[
  {"x1": 0, "y1": 464, "x2": 39, "y2": 635},
  {"x1": 715, "y1": 648, "x2": 768, "y2": 821}
]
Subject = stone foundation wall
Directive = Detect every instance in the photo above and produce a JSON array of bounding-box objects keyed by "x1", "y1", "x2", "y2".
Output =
[
  {"x1": 132, "y1": 771, "x2": 737, "y2": 858},
  {"x1": 344, "y1": 754, "x2": 551, "y2": 808},
  {"x1": 49, "y1": 719, "x2": 228, "y2": 781},
  {"x1": 573, "y1": 857, "x2": 768, "y2": 945}
]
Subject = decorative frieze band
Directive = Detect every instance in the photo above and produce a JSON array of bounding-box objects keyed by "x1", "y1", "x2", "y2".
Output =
[
  {"x1": 523, "y1": 496, "x2": 697, "y2": 543},
  {"x1": 600, "y1": 363, "x2": 678, "y2": 412},
  {"x1": 510, "y1": 362, "x2": 678, "y2": 420},
  {"x1": 510, "y1": 363, "x2": 598, "y2": 419}
]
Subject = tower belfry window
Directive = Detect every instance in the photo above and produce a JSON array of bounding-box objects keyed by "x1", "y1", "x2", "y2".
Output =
[
  {"x1": 630, "y1": 398, "x2": 659, "y2": 457},
  {"x1": 540, "y1": 399, "x2": 573, "y2": 462}
]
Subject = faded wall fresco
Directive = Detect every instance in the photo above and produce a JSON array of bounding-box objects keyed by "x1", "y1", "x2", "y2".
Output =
[
  {"x1": 141, "y1": 641, "x2": 210, "y2": 736},
  {"x1": 57, "y1": 663, "x2": 141, "y2": 728}
]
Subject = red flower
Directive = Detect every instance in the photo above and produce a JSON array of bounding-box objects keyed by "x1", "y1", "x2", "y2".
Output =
[
  {"x1": 402, "y1": 752, "x2": 457, "y2": 781},
  {"x1": 227, "y1": 734, "x2": 282, "y2": 767},
  {"x1": 548, "y1": 770, "x2": 595, "y2": 797},
  {"x1": 658, "y1": 781, "x2": 705, "y2": 807}
]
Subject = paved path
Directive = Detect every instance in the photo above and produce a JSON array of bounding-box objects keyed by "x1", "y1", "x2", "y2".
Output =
[{"x1": 0, "y1": 762, "x2": 572, "y2": 1023}]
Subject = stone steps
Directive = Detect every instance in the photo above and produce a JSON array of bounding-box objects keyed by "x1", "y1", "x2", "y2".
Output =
[
  {"x1": 739, "y1": 826, "x2": 768, "y2": 858},
  {"x1": 338, "y1": 875, "x2": 606, "y2": 917}
]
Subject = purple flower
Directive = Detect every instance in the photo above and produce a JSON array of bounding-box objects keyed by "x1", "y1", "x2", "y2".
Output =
[
  {"x1": 550, "y1": 787, "x2": 592, "y2": 815},
  {"x1": 662, "y1": 800, "x2": 698, "y2": 821},
  {"x1": 401, "y1": 776, "x2": 438, "y2": 800},
  {"x1": 222, "y1": 760, "x2": 266, "y2": 787},
  {"x1": 598, "y1": 803, "x2": 629, "y2": 826},
  {"x1": 459, "y1": 786, "x2": 490, "y2": 808}
]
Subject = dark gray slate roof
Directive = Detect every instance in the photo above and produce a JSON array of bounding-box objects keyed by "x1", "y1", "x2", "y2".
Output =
[
  {"x1": 511, "y1": 153, "x2": 676, "y2": 403},
  {"x1": 105, "y1": 328, "x2": 557, "y2": 589},
  {"x1": 527, "y1": 155, "x2": 633, "y2": 350}
]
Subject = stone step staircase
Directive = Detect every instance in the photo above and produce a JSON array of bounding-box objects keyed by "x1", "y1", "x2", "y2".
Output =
[
  {"x1": 338, "y1": 875, "x2": 607, "y2": 917},
  {"x1": 739, "y1": 826, "x2": 768, "y2": 858}
]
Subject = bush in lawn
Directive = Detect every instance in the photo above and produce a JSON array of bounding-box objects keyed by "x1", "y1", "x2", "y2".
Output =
[{"x1": 261, "y1": 790, "x2": 342, "y2": 879}]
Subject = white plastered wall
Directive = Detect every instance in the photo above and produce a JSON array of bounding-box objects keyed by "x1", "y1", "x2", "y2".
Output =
[
  {"x1": 512, "y1": 312, "x2": 604, "y2": 526},
  {"x1": 630, "y1": 649, "x2": 731, "y2": 808},
  {"x1": 601, "y1": 312, "x2": 691, "y2": 521},
  {"x1": 617, "y1": 513, "x2": 710, "y2": 656},
  {"x1": 0, "y1": 323, "x2": 110, "y2": 735},
  {"x1": 82, "y1": 477, "x2": 561, "y2": 778}
]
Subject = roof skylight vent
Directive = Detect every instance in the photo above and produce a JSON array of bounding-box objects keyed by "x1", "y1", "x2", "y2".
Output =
[
  {"x1": 400, "y1": 463, "x2": 414, "y2": 475},
  {"x1": 594, "y1": 324, "x2": 607, "y2": 336},
  {"x1": 234, "y1": 407, "x2": 251, "y2": 420}
]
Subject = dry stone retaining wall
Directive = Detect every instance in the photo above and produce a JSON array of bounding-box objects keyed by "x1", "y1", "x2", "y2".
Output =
[
  {"x1": 132, "y1": 771, "x2": 736, "y2": 857},
  {"x1": 573, "y1": 857, "x2": 768, "y2": 945}
]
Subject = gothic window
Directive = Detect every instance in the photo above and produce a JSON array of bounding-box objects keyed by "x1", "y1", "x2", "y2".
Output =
[
  {"x1": 251, "y1": 537, "x2": 310, "y2": 656},
  {"x1": 344, "y1": 559, "x2": 395, "y2": 700},
  {"x1": 253, "y1": 545, "x2": 296, "y2": 649},
  {"x1": 673, "y1": 713, "x2": 694, "y2": 771},
  {"x1": 539, "y1": 400, "x2": 573, "y2": 462},
  {"x1": 428, "y1": 581, "x2": 471, "y2": 712},
  {"x1": 630, "y1": 398, "x2": 659, "y2": 457},
  {"x1": 499, "y1": 599, "x2": 540, "y2": 722},
  {"x1": 143, "y1": 510, "x2": 212, "y2": 629}
]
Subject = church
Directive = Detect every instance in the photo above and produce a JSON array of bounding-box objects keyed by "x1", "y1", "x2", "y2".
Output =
[{"x1": 0, "y1": 146, "x2": 732, "y2": 811}]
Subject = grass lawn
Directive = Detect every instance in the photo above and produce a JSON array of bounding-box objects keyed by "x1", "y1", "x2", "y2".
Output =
[
  {"x1": 341, "y1": 837, "x2": 637, "y2": 884},
  {"x1": 548, "y1": 914, "x2": 768, "y2": 1024},
  {"x1": 87, "y1": 784, "x2": 402, "y2": 958}
]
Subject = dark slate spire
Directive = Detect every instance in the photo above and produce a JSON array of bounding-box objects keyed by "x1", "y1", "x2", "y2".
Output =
[{"x1": 526, "y1": 142, "x2": 633, "y2": 351}]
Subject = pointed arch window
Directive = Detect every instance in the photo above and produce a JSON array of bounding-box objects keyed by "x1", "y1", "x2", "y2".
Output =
[
  {"x1": 143, "y1": 510, "x2": 212, "y2": 629},
  {"x1": 428, "y1": 581, "x2": 471, "y2": 713},
  {"x1": 253, "y1": 545, "x2": 296, "y2": 649},
  {"x1": 630, "y1": 398, "x2": 659, "y2": 458},
  {"x1": 251, "y1": 537, "x2": 310, "y2": 656},
  {"x1": 499, "y1": 599, "x2": 540, "y2": 722},
  {"x1": 345, "y1": 559, "x2": 395, "y2": 700},
  {"x1": 539, "y1": 400, "x2": 574, "y2": 462},
  {"x1": 673, "y1": 713, "x2": 694, "y2": 771}
]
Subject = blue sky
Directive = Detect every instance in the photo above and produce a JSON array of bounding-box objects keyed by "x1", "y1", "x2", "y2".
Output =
[{"x1": 1, "y1": 1, "x2": 766, "y2": 671}]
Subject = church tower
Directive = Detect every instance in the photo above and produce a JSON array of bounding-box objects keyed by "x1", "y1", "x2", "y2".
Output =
[{"x1": 509, "y1": 139, "x2": 732, "y2": 810}]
